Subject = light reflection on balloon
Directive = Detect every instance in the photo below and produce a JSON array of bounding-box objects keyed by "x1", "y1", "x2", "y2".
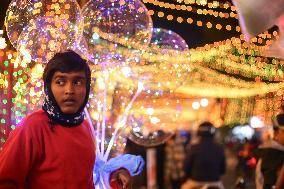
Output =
[
  {"x1": 122, "y1": 28, "x2": 189, "y2": 146},
  {"x1": 16, "y1": 17, "x2": 80, "y2": 64},
  {"x1": 79, "y1": 0, "x2": 153, "y2": 66},
  {"x1": 134, "y1": 28, "x2": 190, "y2": 93},
  {"x1": 5, "y1": 0, "x2": 81, "y2": 49},
  {"x1": 86, "y1": 66, "x2": 141, "y2": 158}
]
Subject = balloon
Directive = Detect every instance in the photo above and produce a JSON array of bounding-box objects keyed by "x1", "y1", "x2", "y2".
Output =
[
  {"x1": 150, "y1": 28, "x2": 188, "y2": 51},
  {"x1": 16, "y1": 17, "x2": 80, "y2": 64},
  {"x1": 142, "y1": 28, "x2": 189, "y2": 90},
  {"x1": 79, "y1": 0, "x2": 153, "y2": 66},
  {"x1": 5, "y1": 0, "x2": 81, "y2": 49},
  {"x1": 122, "y1": 28, "x2": 189, "y2": 147}
]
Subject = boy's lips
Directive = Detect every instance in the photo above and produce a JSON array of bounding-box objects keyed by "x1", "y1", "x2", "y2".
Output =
[{"x1": 63, "y1": 99, "x2": 76, "y2": 105}]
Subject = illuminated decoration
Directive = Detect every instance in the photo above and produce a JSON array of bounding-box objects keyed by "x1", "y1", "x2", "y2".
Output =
[
  {"x1": 143, "y1": 0, "x2": 238, "y2": 20},
  {"x1": 168, "y1": 0, "x2": 235, "y2": 11},
  {"x1": 5, "y1": 0, "x2": 81, "y2": 49},
  {"x1": 252, "y1": 92, "x2": 284, "y2": 124},
  {"x1": 0, "y1": 74, "x2": 8, "y2": 89},
  {"x1": 78, "y1": 0, "x2": 153, "y2": 66},
  {"x1": 0, "y1": 45, "x2": 24, "y2": 147},
  {"x1": 222, "y1": 97, "x2": 255, "y2": 125},
  {"x1": 12, "y1": 64, "x2": 44, "y2": 125},
  {"x1": 148, "y1": 9, "x2": 240, "y2": 32},
  {"x1": 0, "y1": 30, "x2": 7, "y2": 50}
]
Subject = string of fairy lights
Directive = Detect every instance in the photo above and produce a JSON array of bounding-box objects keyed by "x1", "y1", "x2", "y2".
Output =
[
  {"x1": 143, "y1": 0, "x2": 238, "y2": 20},
  {"x1": 149, "y1": 0, "x2": 236, "y2": 11}
]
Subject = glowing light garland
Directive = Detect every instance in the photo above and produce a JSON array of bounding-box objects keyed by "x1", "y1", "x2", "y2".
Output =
[
  {"x1": 143, "y1": 0, "x2": 238, "y2": 20},
  {"x1": 146, "y1": 0, "x2": 236, "y2": 11}
]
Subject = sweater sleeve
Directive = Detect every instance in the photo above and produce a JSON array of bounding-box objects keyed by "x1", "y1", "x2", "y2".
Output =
[{"x1": 0, "y1": 122, "x2": 41, "y2": 189}]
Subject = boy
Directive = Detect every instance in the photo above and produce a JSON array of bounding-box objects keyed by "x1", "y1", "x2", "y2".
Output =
[{"x1": 0, "y1": 51, "x2": 130, "y2": 189}]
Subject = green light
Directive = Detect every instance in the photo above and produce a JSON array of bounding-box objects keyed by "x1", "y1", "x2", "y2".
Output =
[
  {"x1": 1, "y1": 138, "x2": 5, "y2": 143},
  {"x1": 23, "y1": 75, "x2": 27, "y2": 80},
  {"x1": 12, "y1": 98, "x2": 15, "y2": 103},
  {"x1": 4, "y1": 60, "x2": 8, "y2": 67},
  {"x1": 2, "y1": 109, "x2": 6, "y2": 114},
  {"x1": 4, "y1": 70, "x2": 8, "y2": 75},
  {"x1": 13, "y1": 72, "x2": 17, "y2": 77},
  {"x1": 18, "y1": 70, "x2": 23, "y2": 75},
  {"x1": 3, "y1": 99, "x2": 7, "y2": 105},
  {"x1": 18, "y1": 78, "x2": 23, "y2": 83},
  {"x1": 11, "y1": 125, "x2": 16, "y2": 130},
  {"x1": 0, "y1": 119, "x2": 5, "y2": 124},
  {"x1": 15, "y1": 111, "x2": 20, "y2": 116}
]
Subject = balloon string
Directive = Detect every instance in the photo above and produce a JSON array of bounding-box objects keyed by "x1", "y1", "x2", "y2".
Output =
[
  {"x1": 101, "y1": 70, "x2": 108, "y2": 155},
  {"x1": 96, "y1": 105, "x2": 102, "y2": 156},
  {"x1": 103, "y1": 82, "x2": 143, "y2": 160}
]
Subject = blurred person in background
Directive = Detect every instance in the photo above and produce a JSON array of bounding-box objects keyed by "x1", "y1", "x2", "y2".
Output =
[
  {"x1": 255, "y1": 113, "x2": 284, "y2": 189},
  {"x1": 181, "y1": 122, "x2": 226, "y2": 189}
]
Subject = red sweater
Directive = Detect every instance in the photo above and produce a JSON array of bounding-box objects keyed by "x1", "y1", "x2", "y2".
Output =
[{"x1": 0, "y1": 109, "x2": 96, "y2": 189}]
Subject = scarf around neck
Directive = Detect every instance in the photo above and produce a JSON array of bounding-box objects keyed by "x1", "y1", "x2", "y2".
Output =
[{"x1": 42, "y1": 87, "x2": 85, "y2": 127}]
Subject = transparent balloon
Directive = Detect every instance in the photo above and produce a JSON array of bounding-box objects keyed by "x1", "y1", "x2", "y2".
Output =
[
  {"x1": 137, "y1": 28, "x2": 190, "y2": 92},
  {"x1": 79, "y1": 0, "x2": 153, "y2": 66},
  {"x1": 5, "y1": 0, "x2": 81, "y2": 49},
  {"x1": 123, "y1": 28, "x2": 190, "y2": 146},
  {"x1": 16, "y1": 17, "x2": 80, "y2": 64}
]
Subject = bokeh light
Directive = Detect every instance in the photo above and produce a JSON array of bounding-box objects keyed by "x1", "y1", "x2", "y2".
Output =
[
  {"x1": 16, "y1": 17, "x2": 80, "y2": 64},
  {"x1": 5, "y1": 0, "x2": 81, "y2": 49}
]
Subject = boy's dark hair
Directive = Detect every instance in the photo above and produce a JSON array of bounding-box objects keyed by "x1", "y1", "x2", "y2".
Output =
[
  {"x1": 43, "y1": 50, "x2": 91, "y2": 85},
  {"x1": 197, "y1": 121, "x2": 216, "y2": 138}
]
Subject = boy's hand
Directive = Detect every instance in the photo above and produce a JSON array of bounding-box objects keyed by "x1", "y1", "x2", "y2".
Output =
[{"x1": 110, "y1": 168, "x2": 132, "y2": 189}]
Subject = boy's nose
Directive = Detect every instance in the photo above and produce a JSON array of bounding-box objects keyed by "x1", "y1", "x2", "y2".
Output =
[{"x1": 65, "y1": 83, "x2": 74, "y2": 94}]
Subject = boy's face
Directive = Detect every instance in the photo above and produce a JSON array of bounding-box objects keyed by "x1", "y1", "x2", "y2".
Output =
[{"x1": 51, "y1": 71, "x2": 87, "y2": 114}]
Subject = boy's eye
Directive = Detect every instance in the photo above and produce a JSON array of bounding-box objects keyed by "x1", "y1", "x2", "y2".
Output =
[
  {"x1": 74, "y1": 80, "x2": 83, "y2": 85},
  {"x1": 55, "y1": 79, "x2": 65, "y2": 85}
]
